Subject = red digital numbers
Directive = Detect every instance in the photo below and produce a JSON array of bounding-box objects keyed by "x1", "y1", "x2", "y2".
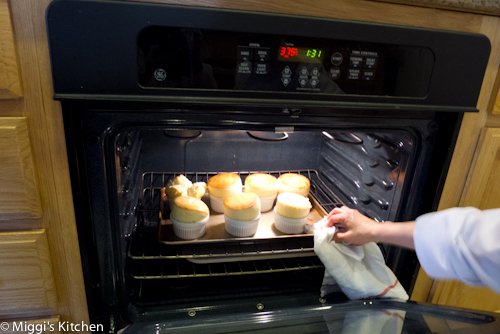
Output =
[{"x1": 279, "y1": 46, "x2": 299, "y2": 59}]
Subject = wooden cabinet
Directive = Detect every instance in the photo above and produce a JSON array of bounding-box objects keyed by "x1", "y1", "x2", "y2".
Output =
[
  {"x1": 0, "y1": 0, "x2": 62, "y2": 327},
  {"x1": 0, "y1": 0, "x2": 22, "y2": 99},
  {"x1": 0, "y1": 230, "x2": 57, "y2": 317},
  {"x1": 412, "y1": 21, "x2": 500, "y2": 308},
  {"x1": 427, "y1": 128, "x2": 500, "y2": 312},
  {"x1": 494, "y1": 76, "x2": 500, "y2": 116},
  {"x1": 0, "y1": 117, "x2": 42, "y2": 222},
  {"x1": 462, "y1": 128, "x2": 500, "y2": 209},
  {"x1": 0, "y1": 0, "x2": 89, "y2": 328}
]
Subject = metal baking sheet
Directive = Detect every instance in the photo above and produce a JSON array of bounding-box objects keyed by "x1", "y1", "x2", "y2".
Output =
[{"x1": 158, "y1": 196, "x2": 326, "y2": 245}]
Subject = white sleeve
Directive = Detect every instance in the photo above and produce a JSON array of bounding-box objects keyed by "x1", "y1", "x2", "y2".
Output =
[{"x1": 413, "y1": 207, "x2": 500, "y2": 293}]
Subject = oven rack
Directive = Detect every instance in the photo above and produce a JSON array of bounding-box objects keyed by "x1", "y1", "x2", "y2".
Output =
[
  {"x1": 129, "y1": 169, "x2": 342, "y2": 261},
  {"x1": 141, "y1": 169, "x2": 342, "y2": 219},
  {"x1": 130, "y1": 256, "x2": 323, "y2": 280},
  {"x1": 128, "y1": 234, "x2": 315, "y2": 260}
]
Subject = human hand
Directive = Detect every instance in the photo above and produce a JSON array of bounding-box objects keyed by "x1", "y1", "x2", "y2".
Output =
[{"x1": 326, "y1": 206, "x2": 379, "y2": 245}]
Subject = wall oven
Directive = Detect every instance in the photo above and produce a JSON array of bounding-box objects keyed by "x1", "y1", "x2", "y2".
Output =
[{"x1": 46, "y1": 0, "x2": 499, "y2": 332}]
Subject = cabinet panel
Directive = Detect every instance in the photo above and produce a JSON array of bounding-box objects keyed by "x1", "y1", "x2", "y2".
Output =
[
  {"x1": 0, "y1": 117, "x2": 42, "y2": 221},
  {"x1": 0, "y1": 0, "x2": 22, "y2": 99},
  {"x1": 430, "y1": 128, "x2": 500, "y2": 312},
  {"x1": 0, "y1": 230, "x2": 57, "y2": 317},
  {"x1": 494, "y1": 78, "x2": 500, "y2": 115},
  {"x1": 461, "y1": 127, "x2": 500, "y2": 209}
]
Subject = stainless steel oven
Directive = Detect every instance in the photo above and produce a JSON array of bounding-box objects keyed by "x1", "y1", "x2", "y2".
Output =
[{"x1": 46, "y1": 0, "x2": 500, "y2": 332}]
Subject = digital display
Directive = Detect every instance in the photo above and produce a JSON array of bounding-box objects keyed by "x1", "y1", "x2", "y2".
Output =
[{"x1": 278, "y1": 46, "x2": 324, "y2": 63}]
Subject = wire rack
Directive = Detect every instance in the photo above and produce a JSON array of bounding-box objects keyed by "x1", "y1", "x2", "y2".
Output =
[
  {"x1": 130, "y1": 256, "x2": 324, "y2": 280},
  {"x1": 128, "y1": 169, "x2": 342, "y2": 279},
  {"x1": 141, "y1": 169, "x2": 341, "y2": 218}
]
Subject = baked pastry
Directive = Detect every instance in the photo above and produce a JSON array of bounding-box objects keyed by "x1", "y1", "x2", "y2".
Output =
[
  {"x1": 207, "y1": 173, "x2": 242, "y2": 212},
  {"x1": 187, "y1": 182, "x2": 207, "y2": 199},
  {"x1": 167, "y1": 174, "x2": 193, "y2": 188},
  {"x1": 165, "y1": 174, "x2": 192, "y2": 208},
  {"x1": 223, "y1": 192, "x2": 261, "y2": 237},
  {"x1": 165, "y1": 184, "x2": 188, "y2": 209},
  {"x1": 275, "y1": 192, "x2": 311, "y2": 218},
  {"x1": 277, "y1": 173, "x2": 310, "y2": 197},
  {"x1": 224, "y1": 192, "x2": 261, "y2": 221},
  {"x1": 274, "y1": 192, "x2": 312, "y2": 234},
  {"x1": 244, "y1": 173, "x2": 278, "y2": 212},
  {"x1": 170, "y1": 196, "x2": 210, "y2": 239}
]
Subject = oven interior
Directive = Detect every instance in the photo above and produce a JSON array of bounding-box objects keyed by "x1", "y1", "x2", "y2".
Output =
[{"x1": 99, "y1": 119, "x2": 429, "y2": 319}]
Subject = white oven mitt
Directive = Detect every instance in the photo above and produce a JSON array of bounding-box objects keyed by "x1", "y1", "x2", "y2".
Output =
[{"x1": 313, "y1": 218, "x2": 408, "y2": 300}]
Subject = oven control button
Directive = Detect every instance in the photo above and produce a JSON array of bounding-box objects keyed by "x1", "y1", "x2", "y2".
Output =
[
  {"x1": 348, "y1": 68, "x2": 360, "y2": 80},
  {"x1": 331, "y1": 52, "x2": 343, "y2": 66},
  {"x1": 362, "y1": 70, "x2": 375, "y2": 81},
  {"x1": 281, "y1": 66, "x2": 292, "y2": 86},
  {"x1": 349, "y1": 55, "x2": 363, "y2": 68},
  {"x1": 254, "y1": 48, "x2": 270, "y2": 62},
  {"x1": 364, "y1": 57, "x2": 377, "y2": 69},
  {"x1": 282, "y1": 66, "x2": 292, "y2": 75},
  {"x1": 254, "y1": 62, "x2": 269, "y2": 75},
  {"x1": 237, "y1": 61, "x2": 252, "y2": 74},
  {"x1": 238, "y1": 46, "x2": 253, "y2": 62},
  {"x1": 299, "y1": 78, "x2": 308, "y2": 87},
  {"x1": 330, "y1": 67, "x2": 341, "y2": 80},
  {"x1": 299, "y1": 66, "x2": 309, "y2": 76},
  {"x1": 310, "y1": 67, "x2": 320, "y2": 88},
  {"x1": 281, "y1": 66, "x2": 292, "y2": 87}
]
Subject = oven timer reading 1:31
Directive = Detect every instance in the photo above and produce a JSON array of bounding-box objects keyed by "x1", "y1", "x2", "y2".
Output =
[{"x1": 278, "y1": 46, "x2": 324, "y2": 63}]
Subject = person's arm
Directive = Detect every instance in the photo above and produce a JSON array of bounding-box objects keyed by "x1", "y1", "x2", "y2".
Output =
[
  {"x1": 414, "y1": 207, "x2": 500, "y2": 292},
  {"x1": 326, "y1": 206, "x2": 415, "y2": 249},
  {"x1": 326, "y1": 206, "x2": 500, "y2": 293}
]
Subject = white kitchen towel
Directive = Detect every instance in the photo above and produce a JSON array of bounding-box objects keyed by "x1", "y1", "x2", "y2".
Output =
[{"x1": 313, "y1": 219, "x2": 408, "y2": 300}]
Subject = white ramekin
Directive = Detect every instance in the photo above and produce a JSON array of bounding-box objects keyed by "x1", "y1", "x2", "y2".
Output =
[
  {"x1": 224, "y1": 214, "x2": 261, "y2": 237},
  {"x1": 259, "y1": 195, "x2": 277, "y2": 212},
  {"x1": 209, "y1": 194, "x2": 225, "y2": 213},
  {"x1": 273, "y1": 208, "x2": 307, "y2": 234},
  {"x1": 171, "y1": 215, "x2": 209, "y2": 240}
]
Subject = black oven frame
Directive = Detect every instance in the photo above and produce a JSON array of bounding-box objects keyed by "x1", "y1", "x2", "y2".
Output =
[{"x1": 62, "y1": 101, "x2": 462, "y2": 328}]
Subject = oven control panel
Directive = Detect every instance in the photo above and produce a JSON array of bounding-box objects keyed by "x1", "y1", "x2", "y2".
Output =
[
  {"x1": 234, "y1": 44, "x2": 380, "y2": 94},
  {"x1": 137, "y1": 27, "x2": 434, "y2": 97}
]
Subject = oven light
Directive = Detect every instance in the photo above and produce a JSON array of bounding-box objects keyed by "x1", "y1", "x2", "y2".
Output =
[{"x1": 322, "y1": 131, "x2": 334, "y2": 140}]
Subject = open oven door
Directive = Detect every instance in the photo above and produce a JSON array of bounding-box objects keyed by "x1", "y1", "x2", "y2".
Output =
[{"x1": 119, "y1": 298, "x2": 500, "y2": 333}]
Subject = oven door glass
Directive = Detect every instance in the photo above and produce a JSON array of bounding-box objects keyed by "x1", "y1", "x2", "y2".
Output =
[{"x1": 121, "y1": 299, "x2": 500, "y2": 334}]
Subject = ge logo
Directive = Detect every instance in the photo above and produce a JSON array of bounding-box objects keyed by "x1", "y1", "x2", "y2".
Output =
[{"x1": 153, "y1": 68, "x2": 167, "y2": 82}]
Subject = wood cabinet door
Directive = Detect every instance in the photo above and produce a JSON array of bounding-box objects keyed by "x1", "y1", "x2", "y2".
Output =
[
  {"x1": 0, "y1": 0, "x2": 22, "y2": 99},
  {"x1": 0, "y1": 117, "x2": 42, "y2": 221},
  {"x1": 430, "y1": 128, "x2": 500, "y2": 312},
  {"x1": 0, "y1": 230, "x2": 57, "y2": 317}
]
